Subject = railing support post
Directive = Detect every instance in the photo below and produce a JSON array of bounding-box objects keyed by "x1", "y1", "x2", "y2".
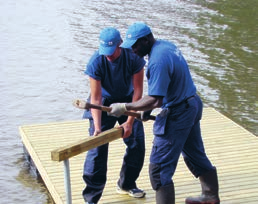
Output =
[{"x1": 63, "y1": 159, "x2": 72, "y2": 204}]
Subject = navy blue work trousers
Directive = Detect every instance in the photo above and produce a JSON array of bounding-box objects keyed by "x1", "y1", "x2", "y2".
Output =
[
  {"x1": 82, "y1": 98, "x2": 145, "y2": 203},
  {"x1": 149, "y1": 94, "x2": 215, "y2": 190}
]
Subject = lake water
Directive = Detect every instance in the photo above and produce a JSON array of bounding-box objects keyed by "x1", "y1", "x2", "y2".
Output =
[{"x1": 1, "y1": 0, "x2": 257, "y2": 203}]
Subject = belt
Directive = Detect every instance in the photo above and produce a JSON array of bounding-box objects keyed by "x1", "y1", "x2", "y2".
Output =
[{"x1": 168, "y1": 95, "x2": 195, "y2": 109}]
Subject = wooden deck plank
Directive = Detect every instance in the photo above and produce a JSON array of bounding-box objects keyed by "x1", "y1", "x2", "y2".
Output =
[{"x1": 19, "y1": 107, "x2": 258, "y2": 204}]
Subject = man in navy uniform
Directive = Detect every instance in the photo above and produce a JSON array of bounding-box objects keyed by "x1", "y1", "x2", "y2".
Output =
[
  {"x1": 81, "y1": 27, "x2": 146, "y2": 204},
  {"x1": 109, "y1": 22, "x2": 220, "y2": 204}
]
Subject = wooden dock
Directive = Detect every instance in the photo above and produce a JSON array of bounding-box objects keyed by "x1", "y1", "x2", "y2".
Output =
[{"x1": 19, "y1": 107, "x2": 258, "y2": 204}]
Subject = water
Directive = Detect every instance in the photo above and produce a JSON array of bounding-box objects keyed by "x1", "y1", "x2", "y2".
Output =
[{"x1": 1, "y1": 0, "x2": 257, "y2": 203}]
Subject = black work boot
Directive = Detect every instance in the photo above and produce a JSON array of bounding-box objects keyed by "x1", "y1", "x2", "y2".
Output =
[
  {"x1": 156, "y1": 183, "x2": 175, "y2": 204},
  {"x1": 185, "y1": 168, "x2": 220, "y2": 204}
]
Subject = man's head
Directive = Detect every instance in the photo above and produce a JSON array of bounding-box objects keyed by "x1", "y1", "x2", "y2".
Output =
[
  {"x1": 99, "y1": 27, "x2": 121, "y2": 56},
  {"x1": 120, "y1": 22, "x2": 154, "y2": 57}
]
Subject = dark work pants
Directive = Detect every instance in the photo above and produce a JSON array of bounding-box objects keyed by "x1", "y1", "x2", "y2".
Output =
[
  {"x1": 82, "y1": 108, "x2": 145, "y2": 203},
  {"x1": 149, "y1": 94, "x2": 215, "y2": 190}
]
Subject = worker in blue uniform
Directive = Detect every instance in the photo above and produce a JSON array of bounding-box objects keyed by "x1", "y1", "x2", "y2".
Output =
[
  {"x1": 82, "y1": 27, "x2": 146, "y2": 204},
  {"x1": 108, "y1": 22, "x2": 220, "y2": 204}
]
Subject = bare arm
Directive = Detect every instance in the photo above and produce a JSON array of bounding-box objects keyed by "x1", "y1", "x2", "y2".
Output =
[
  {"x1": 108, "y1": 94, "x2": 163, "y2": 120},
  {"x1": 89, "y1": 77, "x2": 102, "y2": 135},
  {"x1": 120, "y1": 68, "x2": 144, "y2": 138},
  {"x1": 126, "y1": 95, "x2": 163, "y2": 112},
  {"x1": 126, "y1": 68, "x2": 144, "y2": 125}
]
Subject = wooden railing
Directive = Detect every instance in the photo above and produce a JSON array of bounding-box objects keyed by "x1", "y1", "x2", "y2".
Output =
[{"x1": 51, "y1": 127, "x2": 123, "y2": 204}]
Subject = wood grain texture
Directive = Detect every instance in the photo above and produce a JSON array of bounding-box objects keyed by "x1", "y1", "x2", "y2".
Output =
[{"x1": 51, "y1": 128, "x2": 123, "y2": 161}]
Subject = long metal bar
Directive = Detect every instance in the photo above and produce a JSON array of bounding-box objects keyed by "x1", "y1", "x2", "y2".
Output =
[{"x1": 63, "y1": 159, "x2": 72, "y2": 204}]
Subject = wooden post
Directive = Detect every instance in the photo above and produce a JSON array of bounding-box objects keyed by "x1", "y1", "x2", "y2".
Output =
[{"x1": 51, "y1": 127, "x2": 123, "y2": 162}]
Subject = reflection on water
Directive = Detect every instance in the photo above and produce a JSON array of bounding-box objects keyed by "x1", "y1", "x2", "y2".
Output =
[
  {"x1": 1, "y1": 0, "x2": 257, "y2": 203},
  {"x1": 189, "y1": 0, "x2": 258, "y2": 134}
]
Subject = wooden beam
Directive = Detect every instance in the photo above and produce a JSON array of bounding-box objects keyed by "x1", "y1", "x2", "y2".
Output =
[{"x1": 51, "y1": 127, "x2": 123, "y2": 162}]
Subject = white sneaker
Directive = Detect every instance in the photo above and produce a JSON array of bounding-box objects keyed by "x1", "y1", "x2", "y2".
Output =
[{"x1": 117, "y1": 186, "x2": 146, "y2": 198}]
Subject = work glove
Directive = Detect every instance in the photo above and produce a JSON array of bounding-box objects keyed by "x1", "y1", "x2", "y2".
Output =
[
  {"x1": 73, "y1": 99, "x2": 87, "y2": 109},
  {"x1": 108, "y1": 103, "x2": 127, "y2": 117}
]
